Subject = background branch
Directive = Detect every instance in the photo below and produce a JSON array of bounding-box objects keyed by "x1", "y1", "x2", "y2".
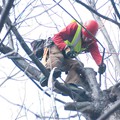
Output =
[{"x1": 0, "y1": 0, "x2": 14, "y2": 32}]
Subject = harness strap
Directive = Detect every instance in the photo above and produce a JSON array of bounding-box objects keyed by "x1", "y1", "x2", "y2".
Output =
[{"x1": 71, "y1": 25, "x2": 81, "y2": 48}]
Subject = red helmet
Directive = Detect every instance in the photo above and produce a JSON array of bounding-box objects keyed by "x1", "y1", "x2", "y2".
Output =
[{"x1": 82, "y1": 20, "x2": 98, "y2": 38}]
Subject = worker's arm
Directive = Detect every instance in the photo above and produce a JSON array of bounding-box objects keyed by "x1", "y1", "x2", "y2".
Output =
[
  {"x1": 89, "y1": 41, "x2": 106, "y2": 74},
  {"x1": 89, "y1": 41, "x2": 102, "y2": 66},
  {"x1": 52, "y1": 22, "x2": 78, "y2": 51}
]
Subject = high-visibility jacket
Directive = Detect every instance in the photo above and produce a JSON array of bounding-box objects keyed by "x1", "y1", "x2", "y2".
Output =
[
  {"x1": 52, "y1": 21, "x2": 102, "y2": 65},
  {"x1": 64, "y1": 22, "x2": 85, "y2": 54}
]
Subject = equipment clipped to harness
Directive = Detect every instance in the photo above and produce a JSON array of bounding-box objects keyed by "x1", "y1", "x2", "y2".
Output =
[{"x1": 31, "y1": 37, "x2": 53, "y2": 59}]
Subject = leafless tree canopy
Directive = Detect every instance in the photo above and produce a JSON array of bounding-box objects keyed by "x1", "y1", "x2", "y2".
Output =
[{"x1": 0, "y1": 0, "x2": 120, "y2": 120}]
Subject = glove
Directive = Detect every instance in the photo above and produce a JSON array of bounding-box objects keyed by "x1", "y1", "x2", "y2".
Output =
[
  {"x1": 64, "y1": 46, "x2": 75, "y2": 58},
  {"x1": 98, "y1": 63, "x2": 106, "y2": 74}
]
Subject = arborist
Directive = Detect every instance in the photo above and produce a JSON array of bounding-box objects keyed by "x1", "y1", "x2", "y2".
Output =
[{"x1": 32, "y1": 20, "x2": 106, "y2": 89}]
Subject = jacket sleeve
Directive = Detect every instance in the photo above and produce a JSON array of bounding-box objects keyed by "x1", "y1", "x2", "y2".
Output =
[
  {"x1": 52, "y1": 22, "x2": 78, "y2": 51},
  {"x1": 89, "y1": 41, "x2": 102, "y2": 66}
]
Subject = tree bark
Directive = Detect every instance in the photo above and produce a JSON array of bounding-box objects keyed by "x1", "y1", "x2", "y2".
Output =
[
  {"x1": 64, "y1": 68, "x2": 120, "y2": 120},
  {"x1": 0, "y1": 43, "x2": 41, "y2": 81},
  {"x1": 0, "y1": 0, "x2": 14, "y2": 32}
]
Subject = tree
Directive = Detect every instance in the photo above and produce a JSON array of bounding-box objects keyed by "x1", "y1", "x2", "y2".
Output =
[{"x1": 0, "y1": 0, "x2": 120, "y2": 120}]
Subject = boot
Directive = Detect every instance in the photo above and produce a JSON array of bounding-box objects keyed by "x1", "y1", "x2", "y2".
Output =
[
  {"x1": 54, "y1": 82, "x2": 91, "y2": 102},
  {"x1": 39, "y1": 68, "x2": 61, "y2": 87},
  {"x1": 53, "y1": 83, "x2": 85, "y2": 96},
  {"x1": 39, "y1": 73, "x2": 48, "y2": 87}
]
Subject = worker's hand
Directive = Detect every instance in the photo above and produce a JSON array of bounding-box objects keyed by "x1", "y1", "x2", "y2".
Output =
[
  {"x1": 98, "y1": 63, "x2": 106, "y2": 74},
  {"x1": 64, "y1": 46, "x2": 75, "y2": 58}
]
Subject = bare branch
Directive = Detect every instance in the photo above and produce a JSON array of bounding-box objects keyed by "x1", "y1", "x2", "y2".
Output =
[
  {"x1": 75, "y1": 0, "x2": 120, "y2": 27},
  {"x1": 0, "y1": 0, "x2": 14, "y2": 32},
  {"x1": 110, "y1": 0, "x2": 120, "y2": 21}
]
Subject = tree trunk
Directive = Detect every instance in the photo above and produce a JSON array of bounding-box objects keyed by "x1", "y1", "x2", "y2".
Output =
[{"x1": 64, "y1": 68, "x2": 120, "y2": 120}]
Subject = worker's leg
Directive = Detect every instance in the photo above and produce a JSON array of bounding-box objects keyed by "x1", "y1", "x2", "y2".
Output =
[
  {"x1": 63, "y1": 59, "x2": 84, "y2": 84},
  {"x1": 39, "y1": 45, "x2": 64, "y2": 87},
  {"x1": 45, "y1": 45, "x2": 64, "y2": 70}
]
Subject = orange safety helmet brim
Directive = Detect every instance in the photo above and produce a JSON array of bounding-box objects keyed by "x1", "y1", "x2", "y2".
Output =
[{"x1": 82, "y1": 20, "x2": 99, "y2": 38}]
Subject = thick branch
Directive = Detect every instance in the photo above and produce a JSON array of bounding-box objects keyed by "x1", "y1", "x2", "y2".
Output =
[
  {"x1": 4, "y1": 15, "x2": 50, "y2": 78},
  {"x1": 0, "y1": 43, "x2": 41, "y2": 81},
  {"x1": 0, "y1": 0, "x2": 14, "y2": 32},
  {"x1": 82, "y1": 68, "x2": 102, "y2": 100},
  {"x1": 54, "y1": 81, "x2": 91, "y2": 102},
  {"x1": 97, "y1": 100, "x2": 120, "y2": 120},
  {"x1": 64, "y1": 101, "x2": 93, "y2": 112}
]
